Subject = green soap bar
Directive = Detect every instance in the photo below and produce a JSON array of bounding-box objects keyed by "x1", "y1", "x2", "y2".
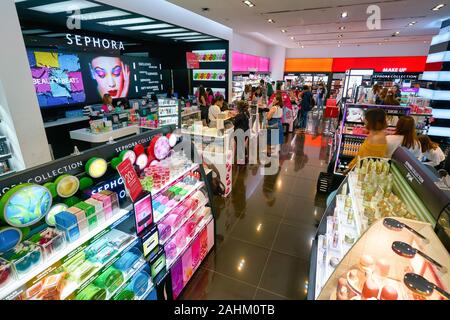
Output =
[
  {"x1": 75, "y1": 202, "x2": 95, "y2": 217},
  {"x1": 87, "y1": 214, "x2": 98, "y2": 227},
  {"x1": 114, "y1": 290, "x2": 135, "y2": 300},
  {"x1": 179, "y1": 190, "x2": 188, "y2": 196},
  {"x1": 64, "y1": 196, "x2": 81, "y2": 207}
]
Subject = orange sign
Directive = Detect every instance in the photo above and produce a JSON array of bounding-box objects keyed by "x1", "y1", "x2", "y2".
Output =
[{"x1": 285, "y1": 58, "x2": 333, "y2": 72}]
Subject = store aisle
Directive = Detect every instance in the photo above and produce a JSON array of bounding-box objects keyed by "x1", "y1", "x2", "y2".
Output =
[{"x1": 180, "y1": 131, "x2": 332, "y2": 300}]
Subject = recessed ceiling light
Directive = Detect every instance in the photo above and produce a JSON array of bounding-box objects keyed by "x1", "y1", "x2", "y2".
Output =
[
  {"x1": 432, "y1": 4, "x2": 446, "y2": 11},
  {"x1": 281, "y1": 29, "x2": 287, "y2": 33},
  {"x1": 338, "y1": 34, "x2": 343, "y2": 38},
  {"x1": 408, "y1": 21, "x2": 417, "y2": 26},
  {"x1": 338, "y1": 26, "x2": 346, "y2": 30},
  {"x1": 243, "y1": 0, "x2": 255, "y2": 7},
  {"x1": 301, "y1": 45, "x2": 305, "y2": 48},
  {"x1": 338, "y1": 40, "x2": 342, "y2": 43},
  {"x1": 142, "y1": 28, "x2": 187, "y2": 34},
  {"x1": 337, "y1": 44, "x2": 341, "y2": 47},
  {"x1": 290, "y1": 36, "x2": 295, "y2": 40},
  {"x1": 69, "y1": 9, "x2": 131, "y2": 21},
  {"x1": 341, "y1": 12, "x2": 348, "y2": 18},
  {"x1": 98, "y1": 17, "x2": 154, "y2": 26},
  {"x1": 394, "y1": 31, "x2": 400, "y2": 35},
  {"x1": 30, "y1": 0, "x2": 100, "y2": 14},
  {"x1": 159, "y1": 32, "x2": 202, "y2": 37},
  {"x1": 173, "y1": 36, "x2": 211, "y2": 40},
  {"x1": 267, "y1": 19, "x2": 275, "y2": 23},
  {"x1": 22, "y1": 29, "x2": 50, "y2": 35},
  {"x1": 124, "y1": 23, "x2": 173, "y2": 31},
  {"x1": 184, "y1": 38, "x2": 220, "y2": 42}
]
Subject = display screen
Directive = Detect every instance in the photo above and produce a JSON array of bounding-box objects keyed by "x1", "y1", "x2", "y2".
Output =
[{"x1": 27, "y1": 49, "x2": 162, "y2": 108}]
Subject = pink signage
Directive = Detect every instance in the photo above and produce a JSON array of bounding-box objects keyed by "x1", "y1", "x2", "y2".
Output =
[{"x1": 232, "y1": 52, "x2": 270, "y2": 72}]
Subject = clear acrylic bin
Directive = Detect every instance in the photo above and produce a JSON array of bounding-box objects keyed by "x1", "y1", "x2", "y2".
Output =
[
  {"x1": 2, "y1": 242, "x2": 43, "y2": 278},
  {"x1": 29, "y1": 228, "x2": 66, "y2": 258},
  {"x1": 0, "y1": 257, "x2": 15, "y2": 289}
]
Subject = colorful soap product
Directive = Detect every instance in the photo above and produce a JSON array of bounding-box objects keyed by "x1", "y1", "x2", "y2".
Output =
[
  {"x1": 114, "y1": 289, "x2": 135, "y2": 300},
  {"x1": 175, "y1": 231, "x2": 187, "y2": 249},
  {"x1": 165, "y1": 242, "x2": 178, "y2": 260},
  {"x1": 43, "y1": 182, "x2": 57, "y2": 198},
  {"x1": 76, "y1": 284, "x2": 107, "y2": 300},
  {"x1": 55, "y1": 175, "x2": 80, "y2": 198},
  {"x1": 120, "y1": 150, "x2": 137, "y2": 165},
  {"x1": 94, "y1": 267, "x2": 124, "y2": 292},
  {"x1": 29, "y1": 228, "x2": 65, "y2": 257},
  {"x1": 130, "y1": 271, "x2": 151, "y2": 298},
  {"x1": 54, "y1": 211, "x2": 80, "y2": 242},
  {"x1": 3, "y1": 242, "x2": 42, "y2": 275},
  {"x1": 114, "y1": 251, "x2": 140, "y2": 272},
  {"x1": 85, "y1": 198, "x2": 104, "y2": 222},
  {"x1": 85, "y1": 157, "x2": 108, "y2": 179},
  {"x1": 0, "y1": 227, "x2": 22, "y2": 254},
  {"x1": 158, "y1": 223, "x2": 172, "y2": 243},
  {"x1": 67, "y1": 207, "x2": 88, "y2": 235},
  {"x1": 74, "y1": 202, "x2": 97, "y2": 229},
  {"x1": 0, "y1": 183, "x2": 53, "y2": 228},
  {"x1": 380, "y1": 285, "x2": 398, "y2": 300},
  {"x1": 164, "y1": 214, "x2": 183, "y2": 230},
  {"x1": 46, "y1": 203, "x2": 68, "y2": 227}
]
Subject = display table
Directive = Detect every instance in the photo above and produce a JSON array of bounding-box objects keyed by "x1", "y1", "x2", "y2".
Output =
[
  {"x1": 44, "y1": 116, "x2": 90, "y2": 128},
  {"x1": 70, "y1": 126, "x2": 140, "y2": 144}
]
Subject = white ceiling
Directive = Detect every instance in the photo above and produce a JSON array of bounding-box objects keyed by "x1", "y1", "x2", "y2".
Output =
[{"x1": 168, "y1": 0, "x2": 450, "y2": 48}]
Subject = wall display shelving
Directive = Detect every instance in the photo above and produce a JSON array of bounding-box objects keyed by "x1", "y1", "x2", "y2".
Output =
[
  {"x1": 193, "y1": 70, "x2": 226, "y2": 82},
  {"x1": 192, "y1": 50, "x2": 226, "y2": 63}
]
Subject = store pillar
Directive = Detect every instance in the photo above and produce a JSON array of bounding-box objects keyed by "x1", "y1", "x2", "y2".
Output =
[{"x1": 0, "y1": 0, "x2": 52, "y2": 170}]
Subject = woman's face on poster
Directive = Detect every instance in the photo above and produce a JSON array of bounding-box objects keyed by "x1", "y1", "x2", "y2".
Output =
[{"x1": 91, "y1": 56, "x2": 128, "y2": 99}]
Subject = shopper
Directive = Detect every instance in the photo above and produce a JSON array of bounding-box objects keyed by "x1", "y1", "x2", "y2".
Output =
[
  {"x1": 208, "y1": 95, "x2": 224, "y2": 127},
  {"x1": 234, "y1": 101, "x2": 251, "y2": 164},
  {"x1": 368, "y1": 84, "x2": 381, "y2": 104},
  {"x1": 348, "y1": 108, "x2": 388, "y2": 170},
  {"x1": 383, "y1": 89, "x2": 400, "y2": 106},
  {"x1": 418, "y1": 135, "x2": 446, "y2": 168},
  {"x1": 316, "y1": 83, "x2": 326, "y2": 112},
  {"x1": 259, "y1": 79, "x2": 267, "y2": 99},
  {"x1": 206, "y1": 88, "x2": 214, "y2": 105},
  {"x1": 267, "y1": 93, "x2": 284, "y2": 154},
  {"x1": 386, "y1": 116, "x2": 422, "y2": 158},
  {"x1": 101, "y1": 94, "x2": 114, "y2": 113},
  {"x1": 198, "y1": 86, "x2": 209, "y2": 126},
  {"x1": 242, "y1": 84, "x2": 252, "y2": 101},
  {"x1": 393, "y1": 85, "x2": 402, "y2": 100},
  {"x1": 376, "y1": 87, "x2": 388, "y2": 105},
  {"x1": 298, "y1": 85, "x2": 313, "y2": 132},
  {"x1": 267, "y1": 81, "x2": 274, "y2": 98}
]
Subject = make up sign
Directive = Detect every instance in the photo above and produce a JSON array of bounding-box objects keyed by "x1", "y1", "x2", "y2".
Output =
[{"x1": 117, "y1": 158, "x2": 143, "y2": 202}]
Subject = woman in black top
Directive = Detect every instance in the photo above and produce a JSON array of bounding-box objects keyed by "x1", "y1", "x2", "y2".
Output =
[
  {"x1": 233, "y1": 100, "x2": 250, "y2": 164},
  {"x1": 198, "y1": 86, "x2": 209, "y2": 126}
]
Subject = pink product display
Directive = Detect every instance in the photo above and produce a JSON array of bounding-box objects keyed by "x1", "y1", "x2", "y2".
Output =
[
  {"x1": 184, "y1": 220, "x2": 197, "y2": 238},
  {"x1": 158, "y1": 223, "x2": 172, "y2": 242},
  {"x1": 165, "y1": 242, "x2": 178, "y2": 260},
  {"x1": 145, "y1": 165, "x2": 171, "y2": 189},
  {"x1": 174, "y1": 231, "x2": 187, "y2": 249},
  {"x1": 164, "y1": 214, "x2": 183, "y2": 230}
]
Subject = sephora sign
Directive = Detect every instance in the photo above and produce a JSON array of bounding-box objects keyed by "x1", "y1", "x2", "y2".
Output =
[{"x1": 65, "y1": 34, "x2": 125, "y2": 50}]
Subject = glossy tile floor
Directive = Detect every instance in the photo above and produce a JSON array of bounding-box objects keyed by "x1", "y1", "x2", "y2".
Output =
[{"x1": 181, "y1": 113, "x2": 332, "y2": 300}]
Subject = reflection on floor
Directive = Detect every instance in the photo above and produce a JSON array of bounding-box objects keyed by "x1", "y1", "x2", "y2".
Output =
[{"x1": 180, "y1": 126, "x2": 332, "y2": 300}]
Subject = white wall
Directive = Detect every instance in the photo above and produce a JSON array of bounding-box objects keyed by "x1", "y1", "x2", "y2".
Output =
[
  {"x1": 0, "y1": 0, "x2": 52, "y2": 169},
  {"x1": 268, "y1": 46, "x2": 287, "y2": 81},
  {"x1": 231, "y1": 33, "x2": 270, "y2": 57},
  {"x1": 286, "y1": 43, "x2": 430, "y2": 58}
]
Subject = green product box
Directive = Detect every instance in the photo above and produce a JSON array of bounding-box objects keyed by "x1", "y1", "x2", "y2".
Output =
[{"x1": 75, "y1": 202, "x2": 96, "y2": 217}]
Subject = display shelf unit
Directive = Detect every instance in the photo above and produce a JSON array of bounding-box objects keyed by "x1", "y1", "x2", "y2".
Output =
[
  {"x1": 308, "y1": 148, "x2": 450, "y2": 300},
  {"x1": 106, "y1": 258, "x2": 148, "y2": 300},
  {"x1": 0, "y1": 205, "x2": 134, "y2": 300},
  {"x1": 333, "y1": 103, "x2": 411, "y2": 175}
]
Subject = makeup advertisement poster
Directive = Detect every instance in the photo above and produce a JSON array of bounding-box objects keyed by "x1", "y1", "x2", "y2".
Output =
[
  {"x1": 133, "y1": 194, "x2": 153, "y2": 235},
  {"x1": 27, "y1": 49, "x2": 162, "y2": 108}
]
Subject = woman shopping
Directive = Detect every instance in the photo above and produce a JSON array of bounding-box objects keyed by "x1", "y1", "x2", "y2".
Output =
[
  {"x1": 386, "y1": 116, "x2": 422, "y2": 158},
  {"x1": 266, "y1": 93, "x2": 284, "y2": 155}
]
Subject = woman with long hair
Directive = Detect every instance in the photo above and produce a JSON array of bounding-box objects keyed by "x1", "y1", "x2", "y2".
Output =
[
  {"x1": 266, "y1": 93, "x2": 284, "y2": 155},
  {"x1": 198, "y1": 86, "x2": 209, "y2": 126},
  {"x1": 348, "y1": 108, "x2": 388, "y2": 170},
  {"x1": 383, "y1": 89, "x2": 400, "y2": 106},
  {"x1": 418, "y1": 135, "x2": 446, "y2": 168},
  {"x1": 376, "y1": 87, "x2": 388, "y2": 105},
  {"x1": 386, "y1": 116, "x2": 422, "y2": 158}
]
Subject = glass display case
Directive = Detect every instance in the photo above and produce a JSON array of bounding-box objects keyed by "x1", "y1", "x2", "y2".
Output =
[{"x1": 309, "y1": 147, "x2": 450, "y2": 300}]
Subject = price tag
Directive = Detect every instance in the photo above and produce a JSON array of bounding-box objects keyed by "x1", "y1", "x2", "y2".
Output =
[{"x1": 117, "y1": 159, "x2": 143, "y2": 202}]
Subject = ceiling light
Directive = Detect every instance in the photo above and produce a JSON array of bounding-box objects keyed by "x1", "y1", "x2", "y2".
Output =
[
  {"x1": 378, "y1": 42, "x2": 382, "y2": 45},
  {"x1": 338, "y1": 26, "x2": 346, "y2": 30},
  {"x1": 143, "y1": 28, "x2": 187, "y2": 34},
  {"x1": 394, "y1": 31, "x2": 400, "y2": 35},
  {"x1": 408, "y1": 21, "x2": 417, "y2": 26},
  {"x1": 30, "y1": 0, "x2": 100, "y2": 13},
  {"x1": 338, "y1": 40, "x2": 342, "y2": 43},
  {"x1": 159, "y1": 32, "x2": 201, "y2": 37},
  {"x1": 69, "y1": 9, "x2": 131, "y2": 21},
  {"x1": 173, "y1": 36, "x2": 211, "y2": 40},
  {"x1": 184, "y1": 38, "x2": 220, "y2": 42},
  {"x1": 267, "y1": 19, "x2": 275, "y2": 23},
  {"x1": 341, "y1": 12, "x2": 348, "y2": 18},
  {"x1": 281, "y1": 29, "x2": 287, "y2": 33},
  {"x1": 432, "y1": 4, "x2": 446, "y2": 11},
  {"x1": 338, "y1": 34, "x2": 343, "y2": 38},
  {"x1": 15, "y1": 0, "x2": 29, "y2": 2},
  {"x1": 124, "y1": 23, "x2": 173, "y2": 31},
  {"x1": 243, "y1": 0, "x2": 255, "y2": 7},
  {"x1": 42, "y1": 33, "x2": 67, "y2": 37},
  {"x1": 98, "y1": 17, "x2": 154, "y2": 26},
  {"x1": 22, "y1": 29, "x2": 50, "y2": 35},
  {"x1": 290, "y1": 36, "x2": 295, "y2": 40},
  {"x1": 301, "y1": 45, "x2": 305, "y2": 48},
  {"x1": 338, "y1": 45, "x2": 341, "y2": 48}
]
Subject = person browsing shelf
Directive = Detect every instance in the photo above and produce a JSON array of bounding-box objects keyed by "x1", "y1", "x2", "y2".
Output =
[
  {"x1": 382, "y1": 89, "x2": 400, "y2": 106},
  {"x1": 418, "y1": 135, "x2": 446, "y2": 169},
  {"x1": 208, "y1": 95, "x2": 224, "y2": 127},
  {"x1": 198, "y1": 86, "x2": 209, "y2": 126},
  {"x1": 386, "y1": 116, "x2": 422, "y2": 159},
  {"x1": 101, "y1": 94, "x2": 114, "y2": 114},
  {"x1": 348, "y1": 108, "x2": 388, "y2": 170}
]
